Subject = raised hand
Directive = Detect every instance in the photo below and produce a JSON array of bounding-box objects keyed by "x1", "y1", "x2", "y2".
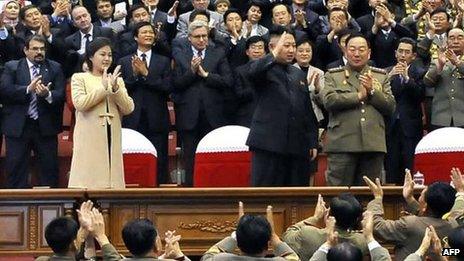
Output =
[
  {"x1": 361, "y1": 211, "x2": 375, "y2": 242},
  {"x1": 359, "y1": 72, "x2": 374, "y2": 92},
  {"x1": 164, "y1": 230, "x2": 184, "y2": 259},
  {"x1": 27, "y1": 75, "x2": 42, "y2": 93},
  {"x1": 271, "y1": 31, "x2": 288, "y2": 61},
  {"x1": 445, "y1": 49, "x2": 460, "y2": 66},
  {"x1": 35, "y1": 82, "x2": 51, "y2": 97},
  {"x1": 313, "y1": 194, "x2": 329, "y2": 224},
  {"x1": 77, "y1": 200, "x2": 94, "y2": 231},
  {"x1": 424, "y1": 13, "x2": 436, "y2": 35},
  {"x1": 238, "y1": 201, "x2": 244, "y2": 220},
  {"x1": 325, "y1": 216, "x2": 338, "y2": 247},
  {"x1": 451, "y1": 167, "x2": 464, "y2": 193},
  {"x1": 403, "y1": 169, "x2": 416, "y2": 203},
  {"x1": 266, "y1": 205, "x2": 281, "y2": 247},
  {"x1": 168, "y1": 1, "x2": 179, "y2": 18},
  {"x1": 363, "y1": 176, "x2": 384, "y2": 199},
  {"x1": 190, "y1": 56, "x2": 201, "y2": 74}
]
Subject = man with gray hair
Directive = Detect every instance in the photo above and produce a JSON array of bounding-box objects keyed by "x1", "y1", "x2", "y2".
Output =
[
  {"x1": 176, "y1": 0, "x2": 223, "y2": 38},
  {"x1": 424, "y1": 27, "x2": 464, "y2": 129},
  {"x1": 172, "y1": 20, "x2": 233, "y2": 186}
]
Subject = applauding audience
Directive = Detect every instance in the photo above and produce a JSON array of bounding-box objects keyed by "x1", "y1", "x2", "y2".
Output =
[{"x1": 201, "y1": 202, "x2": 300, "y2": 260}]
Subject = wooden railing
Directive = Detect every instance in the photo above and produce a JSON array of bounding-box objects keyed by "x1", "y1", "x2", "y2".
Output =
[{"x1": 0, "y1": 187, "x2": 411, "y2": 256}]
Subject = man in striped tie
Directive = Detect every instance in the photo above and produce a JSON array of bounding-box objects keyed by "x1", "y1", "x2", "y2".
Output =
[{"x1": 0, "y1": 35, "x2": 65, "y2": 188}]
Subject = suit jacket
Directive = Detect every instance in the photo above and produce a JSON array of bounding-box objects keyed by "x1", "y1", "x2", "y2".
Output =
[
  {"x1": 233, "y1": 60, "x2": 258, "y2": 127},
  {"x1": 367, "y1": 24, "x2": 414, "y2": 68},
  {"x1": 309, "y1": 244, "x2": 390, "y2": 261},
  {"x1": 118, "y1": 51, "x2": 172, "y2": 133},
  {"x1": 387, "y1": 63, "x2": 425, "y2": 137},
  {"x1": 93, "y1": 19, "x2": 126, "y2": 34},
  {"x1": 176, "y1": 10, "x2": 223, "y2": 38},
  {"x1": 152, "y1": 9, "x2": 168, "y2": 25},
  {"x1": 200, "y1": 236, "x2": 300, "y2": 261},
  {"x1": 367, "y1": 197, "x2": 464, "y2": 261},
  {"x1": 424, "y1": 58, "x2": 464, "y2": 127},
  {"x1": 172, "y1": 45, "x2": 233, "y2": 130},
  {"x1": 357, "y1": 13, "x2": 374, "y2": 35},
  {"x1": 283, "y1": 216, "x2": 368, "y2": 261},
  {"x1": 321, "y1": 65, "x2": 395, "y2": 153},
  {"x1": 61, "y1": 25, "x2": 115, "y2": 76},
  {"x1": 314, "y1": 34, "x2": 344, "y2": 71},
  {"x1": 0, "y1": 58, "x2": 65, "y2": 137},
  {"x1": 246, "y1": 54, "x2": 318, "y2": 156}
]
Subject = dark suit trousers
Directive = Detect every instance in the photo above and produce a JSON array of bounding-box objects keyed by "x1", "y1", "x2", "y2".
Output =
[
  {"x1": 386, "y1": 121, "x2": 421, "y2": 185},
  {"x1": 137, "y1": 111, "x2": 169, "y2": 185},
  {"x1": 326, "y1": 152, "x2": 384, "y2": 186},
  {"x1": 251, "y1": 148, "x2": 310, "y2": 187},
  {"x1": 5, "y1": 119, "x2": 59, "y2": 188},
  {"x1": 179, "y1": 107, "x2": 213, "y2": 187}
]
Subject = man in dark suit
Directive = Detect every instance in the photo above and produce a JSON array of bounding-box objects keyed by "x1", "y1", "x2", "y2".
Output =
[
  {"x1": 233, "y1": 36, "x2": 267, "y2": 127},
  {"x1": 118, "y1": 22, "x2": 172, "y2": 185},
  {"x1": 247, "y1": 27, "x2": 318, "y2": 186},
  {"x1": 366, "y1": 3, "x2": 413, "y2": 68},
  {"x1": 386, "y1": 38, "x2": 425, "y2": 185},
  {"x1": 172, "y1": 20, "x2": 233, "y2": 186},
  {"x1": 0, "y1": 5, "x2": 61, "y2": 61},
  {"x1": 117, "y1": 4, "x2": 174, "y2": 59},
  {"x1": 60, "y1": 6, "x2": 114, "y2": 76},
  {"x1": 315, "y1": 8, "x2": 350, "y2": 70},
  {"x1": 93, "y1": 0, "x2": 125, "y2": 34},
  {"x1": 0, "y1": 35, "x2": 65, "y2": 188}
]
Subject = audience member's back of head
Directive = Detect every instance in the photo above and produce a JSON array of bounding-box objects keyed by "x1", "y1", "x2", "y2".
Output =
[
  {"x1": 448, "y1": 225, "x2": 464, "y2": 260},
  {"x1": 44, "y1": 217, "x2": 79, "y2": 255},
  {"x1": 236, "y1": 214, "x2": 271, "y2": 256},
  {"x1": 327, "y1": 242, "x2": 363, "y2": 261},
  {"x1": 330, "y1": 193, "x2": 362, "y2": 230},
  {"x1": 426, "y1": 182, "x2": 456, "y2": 218},
  {"x1": 122, "y1": 218, "x2": 157, "y2": 257}
]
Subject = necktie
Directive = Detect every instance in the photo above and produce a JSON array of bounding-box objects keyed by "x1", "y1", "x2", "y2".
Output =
[
  {"x1": 197, "y1": 50, "x2": 203, "y2": 58},
  {"x1": 28, "y1": 64, "x2": 40, "y2": 120},
  {"x1": 384, "y1": 31, "x2": 389, "y2": 40},
  {"x1": 84, "y1": 34, "x2": 91, "y2": 52},
  {"x1": 141, "y1": 53, "x2": 147, "y2": 67}
]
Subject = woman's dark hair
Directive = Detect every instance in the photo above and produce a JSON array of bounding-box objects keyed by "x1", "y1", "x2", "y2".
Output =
[{"x1": 84, "y1": 37, "x2": 113, "y2": 71}]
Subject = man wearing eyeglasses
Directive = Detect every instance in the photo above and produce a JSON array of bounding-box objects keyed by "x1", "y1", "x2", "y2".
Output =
[
  {"x1": 0, "y1": 35, "x2": 65, "y2": 188},
  {"x1": 172, "y1": 20, "x2": 233, "y2": 186}
]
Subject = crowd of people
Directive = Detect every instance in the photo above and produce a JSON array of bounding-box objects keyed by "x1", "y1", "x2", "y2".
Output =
[
  {"x1": 37, "y1": 168, "x2": 464, "y2": 260},
  {"x1": 0, "y1": 0, "x2": 463, "y2": 188}
]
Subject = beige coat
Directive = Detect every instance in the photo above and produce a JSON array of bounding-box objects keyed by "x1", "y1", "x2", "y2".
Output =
[{"x1": 68, "y1": 72, "x2": 134, "y2": 189}]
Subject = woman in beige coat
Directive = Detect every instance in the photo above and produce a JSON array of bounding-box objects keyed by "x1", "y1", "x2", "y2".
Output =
[{"x1": 68, "y1": 37, "x2": 134, "y2": 189}]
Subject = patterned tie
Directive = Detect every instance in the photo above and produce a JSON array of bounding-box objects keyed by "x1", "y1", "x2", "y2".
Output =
[
  {"x1": 28, "y1": 64, "x2": 40, "y2": 120},
  {"x1": 197, "y1": 50, "x2": 203, "y2": 58}
]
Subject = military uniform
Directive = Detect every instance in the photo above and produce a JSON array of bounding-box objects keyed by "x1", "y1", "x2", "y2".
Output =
[
  {"x1": 282, "y1": 216, "x2": 368, "y2": 261},
  {"x1": 424, "y1": 57, "x2": 464, "y2": 128},
  {"x1": 321, "y1": 65, "x2": 396, "y2": 186}
]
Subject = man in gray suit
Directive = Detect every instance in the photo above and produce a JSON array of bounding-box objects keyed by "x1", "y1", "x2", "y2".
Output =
[
  {"x1": 424, "y1": 27, "x2": 464, "y2": 129},
  {"x1": 201, "y1": 203, "x2": 300, "y2": 261},
  {"x1": 364, "y1": 170, "x2": 464, "y2": 261},
  {"x1": 176, "y1": 0, "x2": 223, "y2": 38}
]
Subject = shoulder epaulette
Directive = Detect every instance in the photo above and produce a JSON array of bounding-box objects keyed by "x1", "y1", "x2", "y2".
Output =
[
  {"x1": 327, "y1": 66, "x2": 344, "y2": 73},
  {"x1": 370, "y1": 67, "x2": 387, "y2": 74}
]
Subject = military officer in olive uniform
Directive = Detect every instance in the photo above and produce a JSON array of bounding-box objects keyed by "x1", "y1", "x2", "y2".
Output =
[
  {"x1": 321, "y1": 33, "x2": 396, "y2": 186},
  {"x1": 424, "y1": 28, "x2": 464, "y2": 129}
]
